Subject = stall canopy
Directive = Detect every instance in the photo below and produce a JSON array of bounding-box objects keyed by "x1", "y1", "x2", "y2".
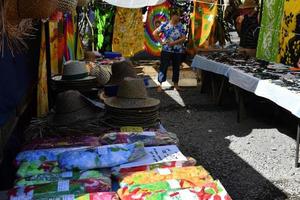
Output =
[{"x1": 103, "y1": 0, "x2": 166, "y2": 8}]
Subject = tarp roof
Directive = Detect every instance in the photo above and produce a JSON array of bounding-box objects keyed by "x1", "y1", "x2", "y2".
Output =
[{"x1": 103, "y1": 0, "x2": 166, "y2": 8}]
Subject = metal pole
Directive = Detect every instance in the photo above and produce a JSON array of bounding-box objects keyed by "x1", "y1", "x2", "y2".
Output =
[{"x1": 296, "y1": 120, "x2": 300, "y2": 167}]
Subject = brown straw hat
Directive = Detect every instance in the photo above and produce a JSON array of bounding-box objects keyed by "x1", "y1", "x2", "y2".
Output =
[
  {"x1": 6, "y1": 0, "x2": 58, "y2": 21},
  {"x1": 239, "y1": 0, "x2": 258, "y2": 9},
  {"x1": 77, "y1": 0, "x2": 90, "y2": 7},
  {"x1": 57, "y1": 0, "x2": 78, "y2": 13},
  {"x1": 52, "y1": 90, "x2": 99, "y2": 126},
  {"x1": 104, "y1": 78, "x2": 160, "y2": 109},
  {"x1": 109, "y1": 61, "x2": 137, "y2": 85}
]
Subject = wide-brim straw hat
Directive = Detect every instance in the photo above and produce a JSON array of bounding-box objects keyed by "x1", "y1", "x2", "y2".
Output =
[
  {"x1": 109, "y1": 61, "x2": 137, "y2": 85},
  {"x1": 51, "y1": 90, "x2": 99, "y2": 126},
  {"x1": 6, "y1": 0, "x2": 58, "y2": 21},
  {"x1": 239, "y1": 0, "x2": 257, "y2": 9},
  {"x1": 104, "y1": 78, "x2": 160, "y2": 109}
]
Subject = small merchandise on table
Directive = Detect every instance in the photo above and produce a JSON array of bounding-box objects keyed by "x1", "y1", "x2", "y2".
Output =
[
  {"x1": 119, "y1": 166, "x2": 212, "y2": 188},
  {"x1": 101, "y1": 131, "x2": 179, "y2": 147},
  {"x1": 15, "y1": 169, "x2": 111, "y2": 187},
  {"x1": 9, "y1": 179, "x2": 112, "y2": 199}
]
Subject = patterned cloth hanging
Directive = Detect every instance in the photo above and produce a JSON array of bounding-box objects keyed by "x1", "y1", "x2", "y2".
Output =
[
  {"x1": 278, "y1": 0, "x2": 300, "y2": 66},
  {"x1": 112, "y1": 8, "x2": 144, "y2": 57},
  {"x1": 144, "y1": 1, "x2": 171, "y2": 56},
  {"x1": 189, "y1": 0, "x2": 218, "y2": 49}
]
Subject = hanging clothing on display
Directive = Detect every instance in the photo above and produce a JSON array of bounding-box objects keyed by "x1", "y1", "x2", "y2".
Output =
[
  {"x1": 189, "y1": 0, "x2": 218, "y2": 49},
  {"x1": 144, "y1": 1, "x2": 171, "y2": 56},
  {"x1": 278, "y1": 0, "x2": 300, "y2": 67},
  {"x1": 112, "y1": 8, "x2": 144, "y2": 57},
  {"x1": 64, "y1": 14, "x2": 75, "y2": 61},
  {"x1": 49, "y1": 21, "x2": 59, "y2": 75},
  {"x1": 256, "y1": 0, "x2": 285, "y2": 62},
  {"x1": 37, "y1": 24, "x2": 49, "y2": 118},
  {"x1": 94, "y1": 6, "x2": 115, "y2": 52}
]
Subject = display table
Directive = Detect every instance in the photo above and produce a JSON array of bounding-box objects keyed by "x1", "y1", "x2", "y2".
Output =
[{"x1": 192, "y1": 55, "x2": 300, "y2": 167}]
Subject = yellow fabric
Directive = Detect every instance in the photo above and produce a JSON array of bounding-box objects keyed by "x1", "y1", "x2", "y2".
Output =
[
  {"x1": 112, "y1": 8, "x2": 144, "y2": 57},
  {"x1": 49, "y1": 22, "x2": 59, "y2": 75},
  {"x1": 277, "y1": 0, "x2": 300, "y2": 65},
  {"x1": 37, "y1": 25, "x2": 49, "y2": 118}
]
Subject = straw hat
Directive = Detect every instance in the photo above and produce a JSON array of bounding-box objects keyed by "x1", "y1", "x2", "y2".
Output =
[
  {"x1": 5, "y1": 0, "x2": 58, "y2": 21},
  {"x1": 239, "y1": 0, "x2": 257, "y2": 9},
  {"x1": 77, "y1": 0, "x2": 90, "y2": 7},
  {"x1": 52, "y1": 90, "x2": 99, "y2": 125},
  {"x1": 52, "y1": 60, "x2": 95, "y2": 81},
  {"x1": 57, "y1": 0, "x2": 78, "y2": 13},
  {"x1": 104, "y1": 78, "x2": 160, "y2": 109},
  {"x1": 109, "y1": 61, "x2": 137, "y2": 85}
]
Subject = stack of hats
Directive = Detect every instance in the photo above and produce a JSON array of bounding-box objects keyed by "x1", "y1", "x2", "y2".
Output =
[
  {"x1": 103, "y1": 78, "x2": 160, "y2": 127},
  {"x1": 51, "y1": 60, "x2": 97, "y2": 93}
]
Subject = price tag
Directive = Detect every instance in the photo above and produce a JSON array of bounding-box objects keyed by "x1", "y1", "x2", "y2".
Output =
[
  {"x1": 120, "y1": 126, "x2": 143, "y2": 132},
  {"x1": 167, "y1": 180, "x2": 181, "y2": 189},
  {"x1": 141, "y1": 131, "x2": 156, "y2": 136},
  {"x1": 57, "y1": 180, "x2": 70, "y2": 192},
  {"x1": 60, "y1": 171, "x2": 73, "y2": 178},
  {"x1": 156, "y1": 168, "x2": 171, "y2": 175}
]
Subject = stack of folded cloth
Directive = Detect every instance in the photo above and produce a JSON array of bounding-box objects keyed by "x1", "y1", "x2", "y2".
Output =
[{"x1": 103, "y1": 78, "x2": 160, "y2": 128}]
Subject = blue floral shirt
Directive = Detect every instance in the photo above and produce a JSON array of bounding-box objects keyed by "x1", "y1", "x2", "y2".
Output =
[{"x1": 157, "y1": 22, "x2": 186, "y2": 53}]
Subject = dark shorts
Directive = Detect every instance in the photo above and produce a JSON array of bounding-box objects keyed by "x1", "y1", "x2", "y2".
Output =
[{"x1": 158, "y1": 51, "x2": 183, "y2": 84}]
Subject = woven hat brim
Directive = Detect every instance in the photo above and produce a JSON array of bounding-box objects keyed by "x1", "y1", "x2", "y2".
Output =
[
  {"x1": 52, "y1": 75, "x2": 96, "y2": 82},
  {"x1": 104, "y1": 97, "x2": 160, "y2": 109}
]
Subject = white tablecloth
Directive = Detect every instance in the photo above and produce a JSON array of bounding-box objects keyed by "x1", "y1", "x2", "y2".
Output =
[{"x1": 192, "y1": 55, "x2": 300, "y2": 118}]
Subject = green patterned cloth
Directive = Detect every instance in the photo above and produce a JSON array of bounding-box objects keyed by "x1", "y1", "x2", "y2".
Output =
[{"x1": 256, "y1": 0, "x2": 285, "y2": 62}]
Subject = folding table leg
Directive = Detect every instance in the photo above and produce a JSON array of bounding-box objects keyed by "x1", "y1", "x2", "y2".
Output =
[{"x1": 296, "y1": 121, "x2": 300, "y2": 167}]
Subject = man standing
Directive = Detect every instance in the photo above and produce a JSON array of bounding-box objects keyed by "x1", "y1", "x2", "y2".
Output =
[{"x1": 153, "y1": 9, "x2": 186, "y2": 92}]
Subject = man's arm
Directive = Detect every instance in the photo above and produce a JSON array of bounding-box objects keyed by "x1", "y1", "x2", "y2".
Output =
[{"x1": 153, "y1": 28, "x2": 164, "y2": 44}]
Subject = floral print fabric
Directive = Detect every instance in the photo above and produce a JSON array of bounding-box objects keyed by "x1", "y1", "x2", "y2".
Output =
[
  {"x1": 120, "y1": 166, "x2": 211, "y2": 188},
  {"x1": 58, "y1": 142, "x2": 146, "y2": 170},
  {"x1": 9, "y1": 179, "x2": 111, "y2": 199},
  {"x1": 100, "y1": 131, "x2": 179, "y2": 146},
  {"x1": 112, "y1": 8, "x2": 144, "y2": 57},
  {"x1": 157, "y1": 22, "x2": 186, "y2": 53},
  {"x1": 15, "y1": 169, "x2": 111, "y2": 187}
]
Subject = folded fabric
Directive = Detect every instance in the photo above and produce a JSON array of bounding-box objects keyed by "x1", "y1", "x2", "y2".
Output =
[
  {"x1": 9, "y1": 179, "x2": 112, "y2": 199},
  {"x1": 58, "y1": 142, "x2": 146, "y2": 170},
  {"x1": 15, "y1": 147, "x2": 86, "y2": 165},
  {"x1": 144, "y1": 180, "x2": 232, "y2": 200},
  {"x1": 22, "y1": 136, "x2": 101, "y2": 151},
  {"x1": 31, "y1": 192, "x2": 119, "y2": 200},
  {"x1": 17, "y1": 161, "x2": 61, "y2": 178},
  {"x1": 101, "y1": 131, "x2": 179, "y2": 146},
  {"x1": 120, "y1": 166, "x2": 211, "y2": 188},
  {"x1": 16, "y1": 169, "x2": 111, "y2": 187},
  {"x1": 113, "y1": 157, "x2": 197, "y2": 178},
  {"x1": 118, "y1": 177, "x2": 214, "y2": 200}
]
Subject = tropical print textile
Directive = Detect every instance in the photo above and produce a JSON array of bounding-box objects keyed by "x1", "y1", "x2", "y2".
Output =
[
  {"x1": 16, "y1": 169, "x2": 111, "y2": 187},
  {"x1": 278, "y1": 0, "x2": 300, "y2": 66},
  {"x1": 112, "y1": 8, "x2": 144, "y2": 57},
  {"x1": 58, "y1": 142, "x2": 146, "y2": 170},
  {"x1": 256, "y1": 0, "x2": 285, "y2": 62},
  {"x1": 100, "y1": 131, "x2": 179, "y2": 146},
  {"x1": 120, "y1": 166, "x2": 211, "y2": 188},
  {"x1": 9, "y1": 179, "x2": 111, "y2": 199}
]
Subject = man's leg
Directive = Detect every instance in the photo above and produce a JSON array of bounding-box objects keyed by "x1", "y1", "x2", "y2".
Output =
[{"x1": 158, "y1": 51, "x2": 171, "y2": 92}]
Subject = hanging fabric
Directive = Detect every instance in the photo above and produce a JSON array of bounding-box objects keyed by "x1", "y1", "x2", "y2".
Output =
[
  {"x1": 278, "y1": 0, "x2": 300, "y2": 66},
  {"x1": 49, "y1": 22, "x2": 59, "y2": 75},
  {"x1": 112, "y1": 8, "x2": 144, "y2": 57},
  {"x1": 144, "y1": 1, "x2": 171, "y2": 56},
  {"x1": 190, "y1": 0, "x2": 218, "y2": 48},
  {"x1": 256, "y1": 0, "x2": 285, "y2": 62},
  {"x1": 94, "y1": 6, "x2": 115, "y2": 51},
  {"x1": 37, "y1": 24, "x2": 49, "y2": 118},
  {"x1": 103, "y1": 0, "x2": 166, "y2": 8},
  {"x1": 64, "y1": 14, "x2": 76, "y2": 61}
]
